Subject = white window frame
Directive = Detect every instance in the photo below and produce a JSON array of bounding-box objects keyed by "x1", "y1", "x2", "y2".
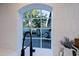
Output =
[{"x1": 17, "y1": 3, "x2": 53, "y2": 55}]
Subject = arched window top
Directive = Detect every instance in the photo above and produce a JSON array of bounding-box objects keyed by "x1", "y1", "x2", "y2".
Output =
[{"x1": 19, "y1": 4, "x2": 52, "y2": 15}]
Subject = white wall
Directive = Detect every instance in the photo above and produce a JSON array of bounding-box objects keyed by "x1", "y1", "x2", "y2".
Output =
[
  {"x1": 52, "y1": 4, "x2": 79, "y2": 56},
  {"x1": 0, "y1": 4, "x2": 25, "y2": 55},
  {"x1": 0, "y1": 3, "x2": 79, "y2": 56}
]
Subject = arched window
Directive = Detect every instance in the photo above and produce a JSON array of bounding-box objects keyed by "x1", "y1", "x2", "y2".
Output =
[{"x1": 19, "y1": 4, "x2": 52, "y2": 56}]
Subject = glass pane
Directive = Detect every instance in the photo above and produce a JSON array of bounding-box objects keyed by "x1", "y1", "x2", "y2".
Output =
[
  {"x1": 24, "y1": 39, "x2": 40, "y2": 48},
  {"x1": 41, "y1": 10, "x2": 51, "y2": 28},
  {"x1": 42, "y1": 39, "x2": 51, "y2": 49},
  {"x1": 31, "y1": 9, "x2": 41, "y2": 18},
  {"x1": 32, "y1": 18, "x2": 41, "y2": 28},
  {"x1": 41, "y1": 10, "x2": 50, "y2": 18},
  {"x1": 32, "y1": 39, "x2": 40, "y2": 48},
  {"x1": 32, "y1": 29, "x2": 41, "y2": 38},
  {"x1": 23, "y1": 28, "x2": 30, "y2": 37},
  {"x1": 31, "y1": 9, "x2": 41, "y2": 28},
  {"x1": 24, "y1": 39, "x2": 30, "y2": 48},
  {"x1": 23, "y1": 11, "x2": 32, "y2": 28},
  {"x1": 42, "y1": 29, "x2": 51, "y2": 38},
  {"x1": 23, "y1": 19, "x2": 30, "y2": 28},
  {"x1": 42, "y1": 18, "x2": 51, "y2": 28}
]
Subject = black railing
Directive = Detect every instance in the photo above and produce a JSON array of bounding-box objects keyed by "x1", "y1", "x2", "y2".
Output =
[
  {"x1": 21, "y1": 31, "x2": 27, "y2": 56},
  {"x1": 21, "y1": 29, "x2": 35, "y2": 56}
]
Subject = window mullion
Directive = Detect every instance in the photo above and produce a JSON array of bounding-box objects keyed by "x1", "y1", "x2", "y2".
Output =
[{"x1": 40, "y1": 10, "x2": 42, "y2": 48}]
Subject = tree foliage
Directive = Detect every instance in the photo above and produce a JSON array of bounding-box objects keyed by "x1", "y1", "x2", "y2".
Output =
[{"x1": 23, "y1": 9, "x2": 48, "y2": 28}]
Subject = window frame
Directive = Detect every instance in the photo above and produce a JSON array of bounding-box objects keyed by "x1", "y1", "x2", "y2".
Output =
[{"x1": 19, "y1": 3, "x2": 53, "y2": 49}]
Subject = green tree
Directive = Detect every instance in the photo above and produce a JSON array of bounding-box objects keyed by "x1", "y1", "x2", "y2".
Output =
[{"x1": 23, "y1": 9, "x2": 47, "y2": 28}]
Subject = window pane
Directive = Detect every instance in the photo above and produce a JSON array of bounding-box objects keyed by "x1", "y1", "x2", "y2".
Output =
[
  {"x1": 24, "y1": 11, "x2": 31, "y2": 18},
  {"x1": 23, "y1": 18, "x2": 30, "y2": 28},
  {"x1": 42, "y1": 39, "x2": 51, "y2": 49},
  {"x1": 31, "y1": 9, "x2": 41, "y2": 28},
  {"x1": 42, "y1": 18, "x2": 51, "y2": 28},
  {"x1": 32, "y1": 18, "x2": 41, "y2": 28},
  {"x1": 23, "y1": 28, "x2": 30, "y2": 37},
  {"x1": 31, "y1": 9, "x2": 41, "y2": 18},
  {"x1": 42, "y1": 10, "x2": 50, "y2": 18},
  {"x1": 23, "y1": 11, "x2": 32, "y2": 28},
  {"x1": 32, "y1": 39, "x2": 40, "y2": 47},
  {"x1": 24, "y1": 39, "x2": 30, "y2": 48},
  {"x1": 42, "y1": 29, "x2": 51, "y2": 38},
  {"x1": 24, "y1": 39, "x2": 40, "y2": 48},
  {"x1": 32, "y1": 29, "x2": 41, "y2": 38},
  {"x1": 41, "y1": 10, "x2": 51, "y2": 28}
]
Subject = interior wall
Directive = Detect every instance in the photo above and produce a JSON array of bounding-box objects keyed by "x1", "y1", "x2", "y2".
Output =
[
  {"x1": 52, "y1": 4, "x2": 79, "y2": 56},
  {"x1": 0, "y1": 3, "x2": 79, "y2": 56},
  {"x1": 0, "y1": 4, "x2": 26, "y2": 55}
]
